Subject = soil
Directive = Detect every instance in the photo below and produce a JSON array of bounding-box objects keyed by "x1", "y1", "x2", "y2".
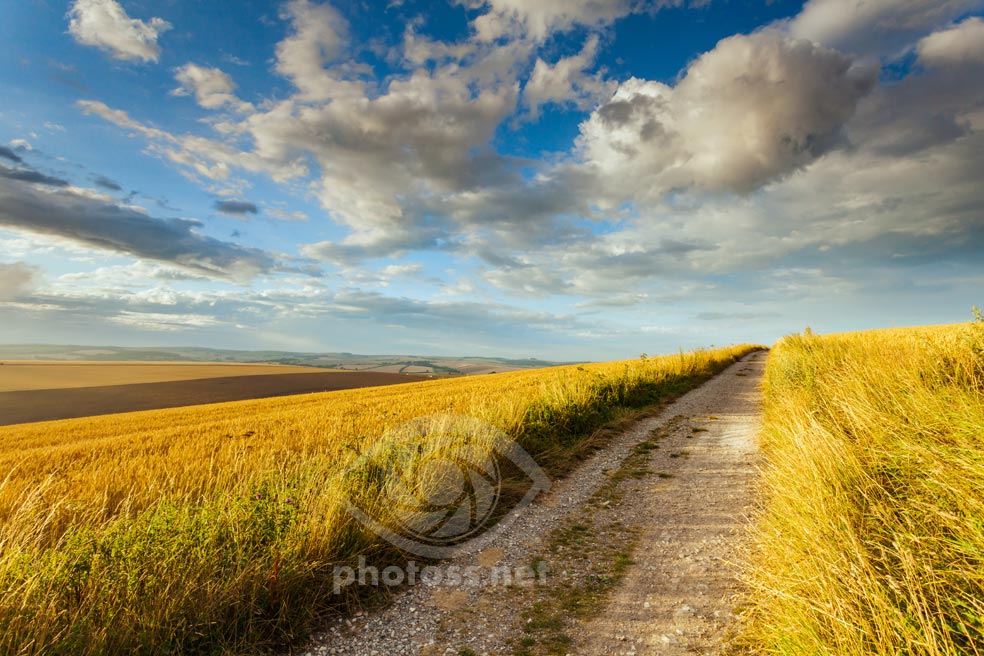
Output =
[{"x1": 0, "y1": 370, "x2": 428, "y2": 426}]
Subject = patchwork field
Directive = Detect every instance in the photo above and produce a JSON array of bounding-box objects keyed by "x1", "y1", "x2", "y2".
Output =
[
  {"x1": 0, "y1": 362, "x2": 427, "y2": 426},
  {"x1": 0, "y1": 345, "x2": 573, "y2": 376}
]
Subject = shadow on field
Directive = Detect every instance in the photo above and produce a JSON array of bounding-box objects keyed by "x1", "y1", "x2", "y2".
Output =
[{"x1": 0, "y1": 371, "x2": 428, "y2": 426}]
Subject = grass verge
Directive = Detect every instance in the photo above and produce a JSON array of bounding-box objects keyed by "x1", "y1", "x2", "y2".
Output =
[{"x1": 739, "y1": 319, "x2": 984, "y2": 655}]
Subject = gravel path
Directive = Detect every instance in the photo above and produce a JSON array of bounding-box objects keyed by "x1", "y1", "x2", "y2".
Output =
[
  {"x1": 295, "y1": 351, "x2": 765, "y2": 656},
  {"x1": 574, "y1": 351, "x2": 765, "y2": 655}
]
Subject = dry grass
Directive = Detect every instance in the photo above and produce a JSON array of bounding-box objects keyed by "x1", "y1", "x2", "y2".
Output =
[
  {"x1": 0, "y1": 345, "x2": 758, "y2": 655},
  {"x1": 740, "y1": 318, "x2": 984, "y2": 655}
]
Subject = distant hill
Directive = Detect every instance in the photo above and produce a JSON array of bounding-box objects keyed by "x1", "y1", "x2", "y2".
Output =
[{"x1": 0, "y1": 344, "x2": 580, "y2": 376}]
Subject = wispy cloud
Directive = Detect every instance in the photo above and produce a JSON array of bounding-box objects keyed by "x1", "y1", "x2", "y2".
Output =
[
  {"x1": 0, "y1": 164, "x2": 69, "y2": 187},
  {"x1": 0, "y1": 177, "x2": 277, "y2": 279},
  {"x1": 0, "y1": 146, "x2": 23, "y2": 164},
  {"x1": 0, "y1": 261, "x2": 41, "y2": 300}
]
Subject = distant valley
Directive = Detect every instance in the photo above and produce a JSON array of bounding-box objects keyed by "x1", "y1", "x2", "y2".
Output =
[{"x1": 0, "y1": 344, "x2": 578, "y2": 376}]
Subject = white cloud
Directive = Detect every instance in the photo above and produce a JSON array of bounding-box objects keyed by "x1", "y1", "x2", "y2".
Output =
[
  {"x1": 0, "y1": 262, "x2": 41, "y2": 300},
  {"x1": 266, "y1": 208, "x2": 310, "y2": 222},
  {"x1": 918, "y1": 17, "x2": 984, "y2": 67},
  {"x1": 480, "y1": 116, "x2": 984, "y2": 300},
  {"x1": 78, "y1": 100, "x2": 309, "y2": 183},
  {"x1": 59, "y1": 261, "x2": 210, "y2": 283},
  {"x1": 248, "y1": 65, "x2": 520, "y2": 261},
  {"x1": 275, "y1": 0, "x2": 361, "y2": 101},
  {"x1": 789, "y1": 0, "x2": 984, "y2": 57},
  {"x1": 464, "y1": 0, "x2": 639, "y2": 41},
  {"x1": 69, "y1": 0, "x2": 984, "y2": 318},
  {"x1": 172, "y1": 64, "x2": 253, "y2": 112},
  {"x1": 68, "y1": 0, "x2": 171, "y2": 63},
  {"x1": 577, "y1": 30, "x2": 878, "y2": 200},
  {"x1": 109, "y1": 311, "x2": 224, "y2": 331},
  {"x1": 523, "y1": 35, "x2": 615, "y2": 119},
  {"x1": 402, "y1": 26, "x2": 476, "y2": 67},
  {"x1": 336, "y1": 263, "x2": 425, "y2": 288}
]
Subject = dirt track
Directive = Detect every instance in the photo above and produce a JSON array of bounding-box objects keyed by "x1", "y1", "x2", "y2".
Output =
[
  {"x1": 298, "y1": 351, "x2": 766, "y2": 655},
  {"x1": 575, "y1": 351, "x2": 764, "y2": 654},
  {"x1": 0, "y1": 371, "x2": 427, "y2": 426}
]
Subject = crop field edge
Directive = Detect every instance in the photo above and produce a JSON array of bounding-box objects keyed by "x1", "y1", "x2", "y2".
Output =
[{"x1": 737, "y1": 318, "x2": 984, "y2": 655}]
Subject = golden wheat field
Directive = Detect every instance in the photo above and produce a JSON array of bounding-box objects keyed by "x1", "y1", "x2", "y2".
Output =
[
  {"x1": 0, "y1": 344, "x2": 758, "y2": 655},
  {"x1": 741, "y1": 320, "x2": 984, "y2": 655}
]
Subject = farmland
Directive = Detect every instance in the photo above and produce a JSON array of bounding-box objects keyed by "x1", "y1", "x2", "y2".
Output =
[
  {"x1": 0, "y1": 344, "x2": 757, "y2": 655},
  {"x1": 0, "y1": 361, "x2": 427, "y2": 425},
  {"x1": 741, "y1": 320, "x2": 984, "y2": 654},
  {"x1": 0, "y1": 344, "x2": 573, "y2": 376},
  {"x1": 0, "y1": 361, "x2": 328, "y2": 392},
  {"x1": 4, "y1": 324, "x2": 981, "y2": 656}
]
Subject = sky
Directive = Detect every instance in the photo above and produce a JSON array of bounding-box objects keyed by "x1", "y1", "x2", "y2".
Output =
[{"x1": 1, "y1": 0, "x2": 983, "y2": 360}]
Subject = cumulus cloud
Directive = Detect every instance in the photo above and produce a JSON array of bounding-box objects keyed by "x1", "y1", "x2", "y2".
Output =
[
  {"x1": 172, "y1": 63, "x2": 253, "y2": 112},
  {"x1": 486, "y1": 117, "x2": 984, "y2": 300},
  {"x1": 69, "y1": 0, "x2": 978, "y2": 302},
  {"x1": 523, "y1": 35, "x2": 615, "y2": 119},
  {"x1": 789, "y1": 0, "x2": 983, "y2": 57},
  {"x1": 243, "y1": 63, "x2": 521, "y2": 260},
  {"x1": 275, "y1": 0, "x2": 359, "y2": 101},
  {"x1": 76, "y1": 4, "x2": 541, "y2": 263},
  {"x1": 402, "y1": 26, "x2": 477, "y2": 67},
  {"x1": 214, "y1": 199, "x2": 259, "y2": 217},
  {"x1": 577, "y1": 30, "x2": 878, "y2": 200},
  {"x1": 469, "y1": 14, "x2": 984, "y2": 302},
  {"x1": 462, "y1": 0, "x2": 639, "y2": 41},
  {"x1": 847, "y1": 39, "x2": 984, "y2": 157},
  {"x1": 0, "y1": 262, "x2": 41, "y2": 301},
  {"x1": 68, "y1": 0, "x2": 171, "y2": 63},
  {"x1": 918, "y1": 17, "x2": 984, "y2": 67},
  {"x1": 0, "y1": 177, "x2": 277, "y2": 279},
  {"x1": 80, "y1": 25, "x2": 879, "y2": 268},
  {"x1": 35, "y1": 0, "x2": 984, "y2": 354}
]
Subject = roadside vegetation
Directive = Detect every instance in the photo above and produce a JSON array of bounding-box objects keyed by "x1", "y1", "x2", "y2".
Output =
[
  {"x1": 742, "y1": 317, "x2": 984, "y2": 655},
  {"x1": 0, "y1": 344, "x2": 758, "y2": 655}
]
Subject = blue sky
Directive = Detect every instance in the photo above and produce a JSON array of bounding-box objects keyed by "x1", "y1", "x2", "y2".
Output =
[{"x1": 1, "y1": 0, "x2": 983, "y2": 360}]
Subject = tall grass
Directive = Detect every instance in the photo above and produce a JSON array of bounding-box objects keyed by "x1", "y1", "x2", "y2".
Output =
[
  {"x1": 741, "y1": 320, "x2": 984, "y2": 655},
  {"x1": 0, "y1": 345, "x2": 758, "y2": 655}
]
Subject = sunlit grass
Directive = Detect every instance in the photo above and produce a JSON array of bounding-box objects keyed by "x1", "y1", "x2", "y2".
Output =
[
  {"x1": 740, "y1": 317, "x2": 984, "y2": 655},
  {"x1": 0, "y1": 344, "x2": 759, "y2": 655}
]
